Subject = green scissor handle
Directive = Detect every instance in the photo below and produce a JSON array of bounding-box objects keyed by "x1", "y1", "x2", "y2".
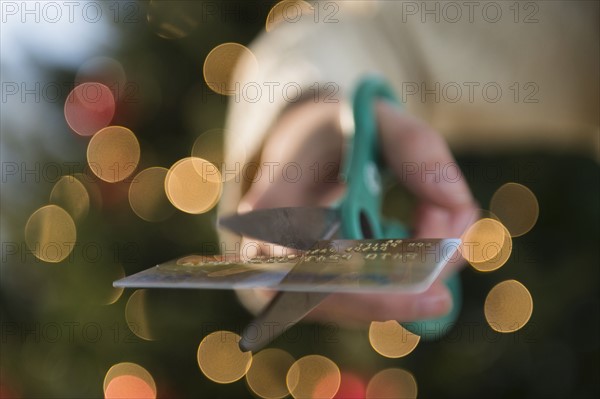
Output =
[
  {"x1": 339, "y1": 75, "x2": 408, "y2": 240},
  {"x1": 339, "y1": 76, "x2": 460, "y2": 340}
]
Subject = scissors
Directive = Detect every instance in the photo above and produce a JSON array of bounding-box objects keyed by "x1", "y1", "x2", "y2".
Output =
[
  {"x1": 113, "y1": 76, "x2": 460, "y2": 350},
  {"x1": 220, "y1": 76, "x2": 413, "y2": 352}
]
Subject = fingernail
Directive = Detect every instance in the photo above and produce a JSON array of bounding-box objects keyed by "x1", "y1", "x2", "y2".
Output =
[{"x1": 414, "y1": 292, "x2": 452, "y2": 318}]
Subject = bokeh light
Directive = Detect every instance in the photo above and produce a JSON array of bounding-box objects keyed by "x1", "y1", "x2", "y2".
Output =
[
  {"x1": 105, "y1": 375, "x2": 155, "y2": 399},
  {"x1": 203, "y1": 43, "x2": 259, "y2": 95},
  {"x1": 103, "y1": 362, "x2": 157, "y2": 398},
  {"x1": 334, "y1": 372, "x2": 366, "y2": 399},
  {"x1": 103, "y1": 263, "x2": 125, "y2": 305},
  {"x1": 73, "y1": 172, "x2": 103, "y2": 209},
  {"x1": 64, "y1": 82, "x2": 115, "y2": 136},
  {"x1": 197, "y1": 331, "x2": 252, "y2": 384},
  {"x1": 75, "y1": 56, "x2": 127, "y2": 97},
  {"x1": 286, "y1": 355, "x2": 341, "y2": 399},
  {"x1": 343, "y1": 0, "x2": 381, "y2": 17},
  {"x1": 165, "y1": 157, "x2": 222, "y2": 214},
  {"x1": 128, "y1": 167, "x2": 174, "y2": 222},
  {"x1": 266, "y1": 0, "x2": 314, "y2": 32},
  {"x1": 125, "y1": 289, "x2": 155, "y2": 341},
  {"x1": 191, "y1": 129, "x2": 247, "y2": 182},
  {"x1": 368, "y1": 320, "x2": 421, "y2": 358},
  {"x1": 490, "y1": 182, "x2": 539, "y2": 237},
  {"x1": 49, "y1": 176, "x2": 90, "y2": 223},
  {"x1": 246, "y1": 348, "x2": 295, "y2": 399},
  {"x1": 365, "y1": 368, "x2": 417, "y2": 399},
  {"x1": 24, "y1": 205, "x2": 77, "y2": 263},
  {"x1": 147, "y1": 0, "x2": 199, "y2": 39},
  {"x1": 485, "y1": 279, "x2": 533, "y2": 333},
  {"x1": 87, "y1": 126, "x2": 141, "y2": 183},
  {"x1": 461, "y1": 217, "x2": 513, "y2": 272}
]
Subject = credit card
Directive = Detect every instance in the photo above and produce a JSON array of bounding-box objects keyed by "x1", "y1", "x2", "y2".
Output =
[{"x1": 113, "y1": 238, "x2": 461, "y2": 293}]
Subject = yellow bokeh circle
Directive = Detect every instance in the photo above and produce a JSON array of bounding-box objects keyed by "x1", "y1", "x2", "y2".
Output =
[
  {"x1": 125, "y1": 289, "x2": 155, "y2": 341},
  {"x1": 49, "y1": 175, "x2": 90, "y2": 223},
  {"x1": 129, "y1": 167, "x2": 174, "y2": 222},
  {"x1": 246, "y1": 348, "x2": 295, "y2": 399},
  {"x1": 203, "y1": 43, "x2": 258, "y2": 95},
  {"x1": 103, "y1": 362, "x2": 156, "y2": 397},
  {"x1": 266, "y1": 1, "x2": 314, "y2": 32},
  {"x1": 485, "y1": 279, "x2": 533, "y2": 333},
  {"x1": 366, "y1": 368, "x2": 417, "y2": 399},
  {"x1": 490, "y1": 182, "x2": 539, "y2": 237},
  {"x1": 165, "y1": 157, "x2": 222, "y2": 214},
  {"x1": 368, "y1": 320, "x2": 420, "y2": 358},
  {"x1": 286, "y1": 355, "x2": 341, "y2": 399},
  {"x1": 87, "y1": 126, "x2": 140, "y2": 183},
  {"x1": 461, "y1": 217, "x2": 512, "y2": 272},
  {"x1": 197, "y1": 331, "x2": 253, "y2": 384},
  {"x1": 25, "y1": 205, "x2": 77, "y2": 263}
]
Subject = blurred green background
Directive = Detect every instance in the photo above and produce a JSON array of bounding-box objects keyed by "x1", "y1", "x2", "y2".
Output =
[{"x1": 1, "y1": 1, "x2": 598, "y2": 398}]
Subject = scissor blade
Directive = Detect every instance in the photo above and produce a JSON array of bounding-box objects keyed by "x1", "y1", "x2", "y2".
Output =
[
  {"x1": 219, "y1": 207, "x2": 340, "y2": 250},
  {"x1": 239, "y1": 291, "x2": 329, "y2": 352},
  {"x1": 238, "y1": 238, "x2": 461, "y2": 352}
]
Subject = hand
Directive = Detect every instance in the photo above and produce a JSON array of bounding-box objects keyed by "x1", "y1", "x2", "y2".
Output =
[{"x1": 236, "y1": 99, "x2": 478, "y2": 326}]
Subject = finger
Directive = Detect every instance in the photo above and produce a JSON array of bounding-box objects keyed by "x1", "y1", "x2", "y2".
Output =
[
  {"x1": 376, "y1": 101, "x2": 478, "y2": 278},
  {"x1": 306, "y1": 280, "x2": 452, "y2": 326},
  {"x1": 414, "y1": 201, "x2": 478, "y2": 277},
  {"x1": 376, "y1": 101, "x2": 475, "y2": 214},
  {"x1": 240, "y1": 100, "x2": 344, "y2": 211}
]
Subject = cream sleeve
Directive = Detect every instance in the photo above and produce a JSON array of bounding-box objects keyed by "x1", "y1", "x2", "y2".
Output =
[
  {"x1": 219, "y1": 3, "x2": 412, "y2": 244},
  {"x1": 219, "y1": 0, "x2": 598, "y2": 313},
  {"x1": 221, "y1": 0, "x2": 598, "y2": 220}
]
